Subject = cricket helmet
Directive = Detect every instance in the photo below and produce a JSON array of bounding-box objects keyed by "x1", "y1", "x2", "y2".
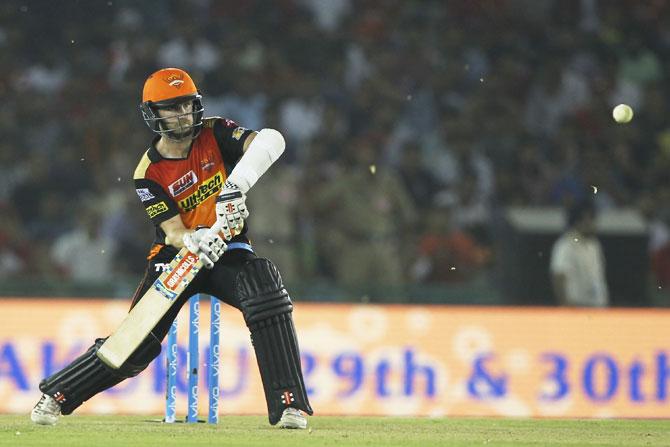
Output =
[{"x1": 140, "y1": 68, "x2": 204, "y2": 140}]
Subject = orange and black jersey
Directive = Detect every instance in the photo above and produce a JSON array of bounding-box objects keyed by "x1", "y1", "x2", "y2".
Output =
[{"x1": 133, "y1": 117, "x2": 254, "y2": 258}]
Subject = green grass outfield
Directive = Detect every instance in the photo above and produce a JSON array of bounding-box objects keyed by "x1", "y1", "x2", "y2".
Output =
[{"x1": 0, "y1": 415, "x2": 668, "y2": 447}]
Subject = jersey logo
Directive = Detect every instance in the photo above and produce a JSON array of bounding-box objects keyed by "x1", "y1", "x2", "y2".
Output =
[
  {"x1": 232, "y1": 127, "x2": 247, "y2": 140},
  {"x1": 146, "y1": 201, "x2": 169, "y2": 218},
  {"x1": 168, "y1": 171, "x2": 198, "y2": 197},
  {"x1": 136, "y1": 188, "x2": 155, "y2": 202},
  {"x1": 201, "y1": 155, "x2": 215, "y2": 171},
  {"x1": 178, "y1": 171, "x2": 223, "y2": 212}
]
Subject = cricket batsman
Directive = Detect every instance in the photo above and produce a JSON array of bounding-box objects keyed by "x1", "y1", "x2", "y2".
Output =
[{"x1": 31, "y1": 68, "x2": 313, "y2": 429}]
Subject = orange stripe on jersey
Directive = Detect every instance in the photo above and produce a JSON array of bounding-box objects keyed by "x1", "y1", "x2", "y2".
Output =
[{"x1": 147, "y1": 244, "x2": 164, "y2": 260}]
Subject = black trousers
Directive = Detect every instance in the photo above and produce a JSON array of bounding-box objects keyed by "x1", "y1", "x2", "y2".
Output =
[{"x1": 130, "y1": 246, "x2": 256, "y2": 344}]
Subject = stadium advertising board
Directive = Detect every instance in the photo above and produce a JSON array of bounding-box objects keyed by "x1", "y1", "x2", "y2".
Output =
[{"x1": 0, "y1": 299, "x2": 668, "y2": 418}]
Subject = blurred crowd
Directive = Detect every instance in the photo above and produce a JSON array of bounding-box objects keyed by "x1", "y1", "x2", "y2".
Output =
[{"x1": 2, "y1": 0, "x2": 670, "y2": 302}]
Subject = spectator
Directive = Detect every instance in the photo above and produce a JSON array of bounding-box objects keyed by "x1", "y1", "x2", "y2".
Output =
[
  {"x1": 50, "y1": 205, "x2": 116, "y2": 282},
  {"x1": 397, "y1": 142, "x2": 443, "y2": 211},
  {"x1": 0, "y1": 203, "x2": 31, "y2": 278},
  {"x1": 156, "y1": 28, "x2": 220, "y2": 74},
  {"x1": 550, "y1": 199, "x2": 609, "y2": 307},
  {"x1": 412, "y1": 205, "x2": 491, "y2": 283},
  {"x1": 312, "y1": 137, "x2": 415, "y2": 298},
  {"x1": 1, "y1": 1, "x2": 669, "y2": 305},
  {"x1": 246, "y1": 164, "x2": 301, "y2": 286}
]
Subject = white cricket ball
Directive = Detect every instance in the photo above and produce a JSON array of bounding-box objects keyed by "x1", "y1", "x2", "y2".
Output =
[{"x1": 612, "y1": 104, "x2": 633, "y2": 124}]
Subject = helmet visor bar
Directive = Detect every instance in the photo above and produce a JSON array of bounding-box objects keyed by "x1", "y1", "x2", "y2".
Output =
[{"x1": 141, "y1": 98, "x2": 204, "y2": 141}]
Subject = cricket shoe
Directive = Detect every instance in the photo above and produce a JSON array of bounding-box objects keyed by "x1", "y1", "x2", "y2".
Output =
[
  {"x1": 278, "y1": 407, "x2": 307, "y2": 429},
  {"x1": 31, "y1": 393, "x2": 61, "y2": 425}
]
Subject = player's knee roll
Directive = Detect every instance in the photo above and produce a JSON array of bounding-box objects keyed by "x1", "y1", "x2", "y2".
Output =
[{"x1": 235, "y1": 258, "x2": 293, "y2": 326}]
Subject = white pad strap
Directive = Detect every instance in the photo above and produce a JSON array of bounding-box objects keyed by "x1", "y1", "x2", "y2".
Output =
[{"x1": 227, "y1": 128, "x2": 285, "y2": 193}]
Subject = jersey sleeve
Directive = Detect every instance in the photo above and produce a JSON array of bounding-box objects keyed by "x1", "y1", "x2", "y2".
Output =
[
  {"x1": 134, "y1": 178, "x2": 180, "y2": 225},
  {"x1": 212, "y1": 118, "x2": 255, "y2": 168}
]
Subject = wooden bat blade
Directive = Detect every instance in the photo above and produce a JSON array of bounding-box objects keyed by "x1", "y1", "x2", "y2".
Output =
[{"x1": 97, "y1": 248, "x2": 202, "y2": 369}]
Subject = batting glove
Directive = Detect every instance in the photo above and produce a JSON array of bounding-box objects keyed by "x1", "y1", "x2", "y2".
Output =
[
  {"x1": 182, "y1": 226, "x2": 227, "y2": 269},
  {"x1": 215, "y1": 181, "x2": 249, "y2": 240}
]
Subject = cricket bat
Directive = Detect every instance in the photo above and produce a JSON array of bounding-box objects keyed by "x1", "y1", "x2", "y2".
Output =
[{"x1": 96, "y1": 247, "x2": 203, "y2": 369}]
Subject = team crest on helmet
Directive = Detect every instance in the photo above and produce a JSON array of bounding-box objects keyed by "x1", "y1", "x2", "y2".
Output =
[{"x1": 164, "y1": 73, "x2": 184, "y2": 88}]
